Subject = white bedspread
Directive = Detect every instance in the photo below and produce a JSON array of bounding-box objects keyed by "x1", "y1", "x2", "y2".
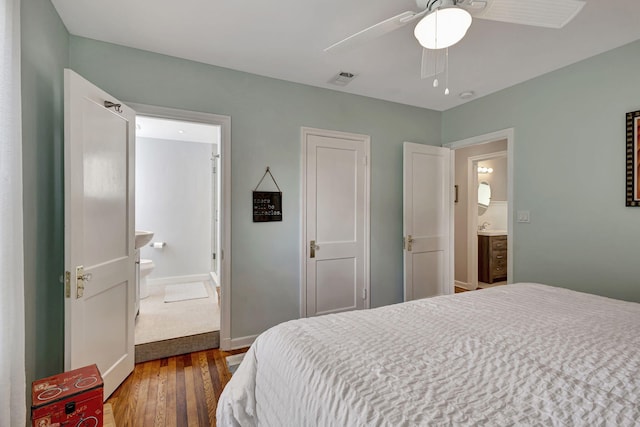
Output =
[{"x1": 217, "y1": 283, "x2": 640, "y2": 426}]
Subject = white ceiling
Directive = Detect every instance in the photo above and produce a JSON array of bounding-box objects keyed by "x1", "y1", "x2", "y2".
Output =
[
  {"x1": 51, "y1": 0, "x2": 640, "y2": 111},
  {"x1": 136, "y1": 116, "x2": 219, "y2": 144}
]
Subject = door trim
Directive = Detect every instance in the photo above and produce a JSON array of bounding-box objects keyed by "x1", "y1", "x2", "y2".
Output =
[
  {"x1": 128, "y1": 103, "x2": 233, "y2": 350},
  {"x1": 444, "y1": 128, "x2": 514, "y2": 293},
  {"x1": 300, "y1": 127, "x2": 371, "y2": 318}
]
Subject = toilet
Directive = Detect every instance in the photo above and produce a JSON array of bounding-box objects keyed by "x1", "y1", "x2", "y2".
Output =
[{"x1": 139, "y1": 259, "x2": 155, "y2": 299}]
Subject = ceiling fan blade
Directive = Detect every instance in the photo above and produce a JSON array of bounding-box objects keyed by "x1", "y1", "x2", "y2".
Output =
[
  {"x1": 421, "y1": 48, "x2": 445, "y2": 79},
  {"x1": 324, "y1": 10, "x2": 427, "y2": 53},
  {"x1": 467, "y1": 0, "x2": 585, "y2": 29}
]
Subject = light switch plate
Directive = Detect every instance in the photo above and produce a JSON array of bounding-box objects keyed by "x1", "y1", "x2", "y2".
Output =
[{"x1": 517, "y1": 210, "x2": 530, "y2": 223}]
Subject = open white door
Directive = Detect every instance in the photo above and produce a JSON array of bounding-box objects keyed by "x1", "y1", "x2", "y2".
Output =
[
  {"x1": 64, "y1": 69, "x2": 136, "y2": 399},
  {"x1": 403, "y1": 142, "x2": 451, "y2": 301}
]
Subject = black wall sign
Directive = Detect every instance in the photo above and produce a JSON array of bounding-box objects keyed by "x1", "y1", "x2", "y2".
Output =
[{"x1": 253, "y1": 191, "x2": 282, "y2": 222}]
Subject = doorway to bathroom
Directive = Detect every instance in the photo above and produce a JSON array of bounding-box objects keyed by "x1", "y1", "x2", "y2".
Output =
[
  {"x1": 131, "y1": 106, "x2": 230, "y2": 362},
  {"x1": 446, "y1": 129, "x2": 514, "y2": 292}
]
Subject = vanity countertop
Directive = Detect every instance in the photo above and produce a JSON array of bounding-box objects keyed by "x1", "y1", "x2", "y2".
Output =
[{"x1": 478, "y1": 230, "x2": 507, "y2": 236}]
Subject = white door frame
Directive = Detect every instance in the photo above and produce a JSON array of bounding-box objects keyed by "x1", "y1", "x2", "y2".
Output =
[
  {"x1": 300, "y1": 127, "x2": 371, "y2": 318},
  {"x1": 128, "y1": 103, "x2": 233, "y2": 350},
  {"x1": 444, "y1": 128, "x2": 514, "y2": 293}
]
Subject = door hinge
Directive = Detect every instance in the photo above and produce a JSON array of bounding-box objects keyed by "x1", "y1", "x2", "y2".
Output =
[
  {"x1": 362, "y1": 288, "x2": 367, "y2": 300},
  {"x1": 405, "y1": 235, "x2": 413, "y2": 252},
  {"x1": 212, "y1": 252, "x2": 216, "y2": 260},
  {"x1": 76, "y1": 266, "x2": 85, "y2": 299},
  {"x1": 64, "y1": 271, "x2": 71, "y2": 298}
]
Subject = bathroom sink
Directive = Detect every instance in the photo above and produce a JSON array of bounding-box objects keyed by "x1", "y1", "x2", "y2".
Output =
[
  {"x1": 135, "y1": 230, "x2": 154, "y2": 249},
  {"x1": 478, "y1": 230, "x2": 507, "y2": 236}
]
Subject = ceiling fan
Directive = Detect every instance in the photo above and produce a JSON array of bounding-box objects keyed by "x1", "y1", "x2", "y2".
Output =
[{"x1": 325, "y1": 0, "x2": 586, "y2": 91}]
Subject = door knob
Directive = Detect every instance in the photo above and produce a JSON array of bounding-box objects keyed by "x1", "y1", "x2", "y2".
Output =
[
  {"x1": 310, "y1": 240, "x2": 320, "y2": 258},
  {"x1": 405, "y1": 235, "x2": 413, "y2": 252}
]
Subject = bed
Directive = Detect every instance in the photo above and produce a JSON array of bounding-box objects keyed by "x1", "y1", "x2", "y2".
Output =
[{"x1": 217, "y1": 283, "x2": 640, "y2": 426}]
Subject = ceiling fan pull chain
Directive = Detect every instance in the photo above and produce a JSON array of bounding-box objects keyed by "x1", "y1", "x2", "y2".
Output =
[
  {"x1": 433, "y1": 50, "x2": 439, "y2": 87},
  {"x1": 444, "y1": 47, "x2": 450, "y2": 95}
]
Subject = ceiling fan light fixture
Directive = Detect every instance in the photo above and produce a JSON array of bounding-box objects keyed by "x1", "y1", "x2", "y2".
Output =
[{"x1": 414, "y1": 6, "x2": 472, "y2": 49}]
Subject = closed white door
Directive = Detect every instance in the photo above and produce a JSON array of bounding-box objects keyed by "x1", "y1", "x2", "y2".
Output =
[
  {"x1": 303, "y1": 128, "x2": 370, "y2": 317},
  {"x1": 64, "y1": 69, "x2": 136, "y2": 398},
  {"x1": 403, "y1": 142, "x2": 451, "y2": 301}
]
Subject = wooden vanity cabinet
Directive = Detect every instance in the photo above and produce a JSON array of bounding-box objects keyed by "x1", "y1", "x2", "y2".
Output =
[{"x1": 478, "y1": 235, "x2": 507, "y2": 284}]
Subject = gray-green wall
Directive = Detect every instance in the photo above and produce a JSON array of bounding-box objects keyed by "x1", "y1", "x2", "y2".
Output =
[
  {"x1": 21, "y1": 0, "x2": 69, "y2": 400},
  {"x1": 68, "y1": 36, "x2": 442, "y2": 338},
  {"x1": 443, "y1": 40, "x2": 640, "y2": 302}
]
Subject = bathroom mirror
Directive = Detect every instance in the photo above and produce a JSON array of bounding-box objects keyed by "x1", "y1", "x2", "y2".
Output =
[{"x1": 478, "y1": 181, "x2": 491, "y2": 215}]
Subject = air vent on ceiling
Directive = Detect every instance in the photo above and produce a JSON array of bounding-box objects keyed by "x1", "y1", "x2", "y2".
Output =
[{"x1": 329, "y1": 71, "x2": 357, "y2": 86}]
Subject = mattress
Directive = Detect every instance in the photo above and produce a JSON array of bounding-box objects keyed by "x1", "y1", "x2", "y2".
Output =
[{"x1": 217, "y1": 283, "x2": 640, "y2": 426}]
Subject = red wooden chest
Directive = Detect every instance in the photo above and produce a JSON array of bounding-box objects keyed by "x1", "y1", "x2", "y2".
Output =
[{"x1": 31, "y1": 364, "x2": 104, "y2": 427}]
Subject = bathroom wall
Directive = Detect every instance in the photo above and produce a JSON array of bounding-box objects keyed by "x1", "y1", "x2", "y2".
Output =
[
  {"x1": 478, "y1": 156, "x2": 508, "y2": 230},
  {"x1": 478, "y1": 156, "x2": 507, "y2": 201},
  {"x1": 136, "y1": 136, "x2": 214, "y2": 281},
  {"x1": 453, "y1": 140, "x2": 507, "y2": 285},
  {"x1": 479, "y1": 202, "x2": 508, "y2": 231}
]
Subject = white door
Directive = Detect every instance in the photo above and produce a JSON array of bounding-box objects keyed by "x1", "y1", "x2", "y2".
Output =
[
  {"x1": 64, "y1": 69, "x2": 136, "y2": 399},
  {"x1": 303, "y1": 128, "x2": 370, "y2": 317},
  {"x1": 403, "y1": 142, "x2": 451, "y2": 301}
]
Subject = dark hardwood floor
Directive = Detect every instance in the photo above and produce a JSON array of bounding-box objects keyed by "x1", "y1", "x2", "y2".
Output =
[{"x1": 107, "y1": 348, "x2": 247, "y2": 427}]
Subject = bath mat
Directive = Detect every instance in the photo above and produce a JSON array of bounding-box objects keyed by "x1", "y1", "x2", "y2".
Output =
[
  {"x1": 225, "y1": 353, "x2": 246, "y2": 374},
  {"x1": 164, "y1": 282, "x2": 208, "y2": 303}
]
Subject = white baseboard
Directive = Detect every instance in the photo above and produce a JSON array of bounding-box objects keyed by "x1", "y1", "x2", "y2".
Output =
[
  {"x1": 455, "y1": 280, "x2": 472, "y2": 290},
  {"x1": 223, "y1": 334, "x2": 257, "y2": 350},
  {"x1": 147, "y1": 274, "x2": 210, "y2": 287}
]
